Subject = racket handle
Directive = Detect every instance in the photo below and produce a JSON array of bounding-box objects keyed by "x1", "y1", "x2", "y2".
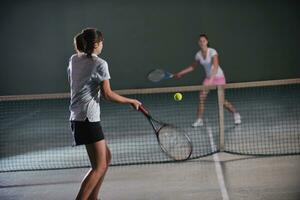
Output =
[
  {"x1": 165, "y1": 72, "x2": 174, "y2": 79},
  {"x1": 139, "y1": 105, "x2": 150, "y2": 116}
]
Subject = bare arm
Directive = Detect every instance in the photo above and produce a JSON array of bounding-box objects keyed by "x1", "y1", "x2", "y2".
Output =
[
  {"x1": 175, "y1": 61, "x2": 198, "y2": 79},
  {"x1": 101, "y1": 79, "x2": 141, "y2": 109},
  {"x1": 209, "y1": 55, "x2": 219, "y2": 80}
]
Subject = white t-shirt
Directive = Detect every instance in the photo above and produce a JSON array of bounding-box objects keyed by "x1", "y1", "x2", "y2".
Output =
[
  {"x1": 195, "y1": 48, "x2": 224, "y2": 78},
  {"x1": 68, "y1": 53, "x2": 111, "y2": 122}
]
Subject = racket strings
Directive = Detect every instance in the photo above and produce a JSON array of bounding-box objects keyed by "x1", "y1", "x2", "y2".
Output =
[
  {"x1": 148, "y1": 69, "x2": 165, "y2": 82},
  {"x1": 158, "y1": 126, "x2": 192, "y2": 160}
]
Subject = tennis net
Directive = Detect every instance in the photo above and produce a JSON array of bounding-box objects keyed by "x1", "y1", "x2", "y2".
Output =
[{"x1": 0, "y1": 79, "x2": 299, "y2": 172}]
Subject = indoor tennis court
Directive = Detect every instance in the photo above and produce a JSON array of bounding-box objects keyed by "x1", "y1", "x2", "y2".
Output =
[{"x1": 1, "y1": 80, "x2": 300, "y2": 199}]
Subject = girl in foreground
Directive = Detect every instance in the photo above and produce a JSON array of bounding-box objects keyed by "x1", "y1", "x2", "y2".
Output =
[{"x1": 68, "y1": 28, "x2": 141, "y2": 200}]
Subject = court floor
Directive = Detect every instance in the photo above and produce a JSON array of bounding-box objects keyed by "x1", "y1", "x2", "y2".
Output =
[{"x1": 1, "y1": 153, "x2": 299, "y2": 200}]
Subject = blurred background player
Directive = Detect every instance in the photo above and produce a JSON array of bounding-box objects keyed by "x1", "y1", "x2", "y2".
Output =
[{"x1": 175, "y1": 34, "x2": 241, "y2": 127}]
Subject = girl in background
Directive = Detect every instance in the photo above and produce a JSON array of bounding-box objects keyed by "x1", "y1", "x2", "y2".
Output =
[{"x1": 175, "y1": 34, "x2": 241, "y2": 127}]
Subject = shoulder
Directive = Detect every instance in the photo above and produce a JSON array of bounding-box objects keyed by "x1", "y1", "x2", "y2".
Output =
[
  {"x1": 93, "y1": 56, "x2": 109, "y2": 74},
  {"x1": 208, "y1": 48, "x2": 218, "y2": 56},
  {"x1": 93, "y1": 56, "x2": 111, "y2": 79},
  {"x1": 195, "y1": 50, "x2": 202, "y2": 60},
  {"x1": 94, "y1": 56, "x2": 108, "y2": 68},
  {"x1": 69, "y1": 53, "x2": 88, "y2": 63},
  {"x1": 69, "y1": 54, "x2": 78, "y2": 61}
]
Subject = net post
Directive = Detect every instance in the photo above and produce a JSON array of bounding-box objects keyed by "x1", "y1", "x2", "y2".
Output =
[{"x1": 217, "y1": 86, "x2": 225, "y2": 151}]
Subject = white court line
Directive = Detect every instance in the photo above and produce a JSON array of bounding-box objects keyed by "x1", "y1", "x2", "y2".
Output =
[{"x1": 206, "y1": 126, "x2": 230, "y2": 200}]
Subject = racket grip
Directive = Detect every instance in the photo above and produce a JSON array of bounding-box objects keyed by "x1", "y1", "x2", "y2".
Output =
[
  {"x1": 166, "y1": 72, "x2": 174, "y2": 78},
  {"x1": 139, "y1": 105, "x2": 150, "y2": 116}
]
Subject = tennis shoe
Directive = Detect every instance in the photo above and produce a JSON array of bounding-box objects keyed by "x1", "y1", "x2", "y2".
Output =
[
  {"x1": 192, "y1": 118, "x2": 203, "y2": 127},
  {"x1": 234, "y1": 113, "x2": 241, "y2": 124}
]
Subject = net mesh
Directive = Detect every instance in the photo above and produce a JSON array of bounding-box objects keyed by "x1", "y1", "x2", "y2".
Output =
[
  {"x1": 224, "y1": 82, "x2": 300, "y2": 155},
  {"x1": 0, "y1": 79, "x2": 299, "y2": 172}
]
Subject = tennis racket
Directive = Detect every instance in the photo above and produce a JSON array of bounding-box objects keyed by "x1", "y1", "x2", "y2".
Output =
[
  {"x1": 147, "y1": 69, "x2": 174, "y2": 82},
  {"x1": 139, "y1": 105, "x2": 192, "y2": 161}
]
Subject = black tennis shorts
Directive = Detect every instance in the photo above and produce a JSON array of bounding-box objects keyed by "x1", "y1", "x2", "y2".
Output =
[{"x1": 71, "y1": 118, "x2": 105, "y2": 146}]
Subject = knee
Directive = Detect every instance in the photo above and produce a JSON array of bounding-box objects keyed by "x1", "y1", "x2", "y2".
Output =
[
  {"x1": 93, "y1": 162, "x2": 108, "y2": 175},
  {"x1": 223, "y1": 99, "x2": 229, "y2": 105}
]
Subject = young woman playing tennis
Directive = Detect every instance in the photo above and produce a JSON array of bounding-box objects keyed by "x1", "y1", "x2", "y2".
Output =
[
  {"x1": 68, "y1": 28, "x2": 141, "y2": 200},
  {"x1": 175, "y1": 34, "x2": 241, "y2": 127}
]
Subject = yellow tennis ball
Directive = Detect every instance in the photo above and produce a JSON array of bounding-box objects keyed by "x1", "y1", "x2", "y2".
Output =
[{"x1": 174, "y1": 92, "x2": 183, "y2": 101}]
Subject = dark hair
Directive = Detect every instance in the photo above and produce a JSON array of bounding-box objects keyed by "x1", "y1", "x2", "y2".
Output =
[
  {"x1": 74, "y1": 32, "x2": 84, "y2": 52},
  {"x1": 81, "y1": 28, "x2": 103, "y2": 57},
  {"x1": 199, "y1": 33, "x2": 210, "y2": 47}
]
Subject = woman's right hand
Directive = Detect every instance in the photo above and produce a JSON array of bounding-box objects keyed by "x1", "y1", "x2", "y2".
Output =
[
  {"x1": 174, "y1": 73, "x2": 182, "y2": 79},
  {"x1": 130, "y1": 99, "x2": 142, "y2": 110},
  {"x1": 175, "y1": 65, "x2": 196, "y2": 79}
]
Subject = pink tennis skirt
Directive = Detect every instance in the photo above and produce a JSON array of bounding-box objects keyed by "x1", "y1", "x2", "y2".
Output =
[{"x1": 203, "y1": 76, "x2": 226, "y2": 86}]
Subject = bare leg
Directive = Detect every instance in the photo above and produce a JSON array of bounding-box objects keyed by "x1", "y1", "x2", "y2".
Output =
[
  {"x1": 197, "y1": 90, "x2": 209, "y2": 119},
  {"x1": 75, "y1": 140, "x2": 108, "y2": 200},
  {"x1": 88, "y1": 144, "x2": 111, "y2": 200},
  {"x1": 221, "y1": 91, "x2": 241, "y2": 124},
  {"x1": 220, "y1": 90, "x2": 237, "y2": 113},
  {"x1": 224, "y1": 99, "x2": 237, "y2": 113}
]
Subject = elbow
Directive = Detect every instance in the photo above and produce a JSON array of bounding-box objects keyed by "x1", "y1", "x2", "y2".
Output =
[{"x1": 102, "y1": 90, "x2": 113, "y2": 101}]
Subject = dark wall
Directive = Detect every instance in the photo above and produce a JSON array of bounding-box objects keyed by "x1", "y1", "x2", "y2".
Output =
[{"x1": 0, "y1": 0, "x2": 299, "y2": 95}]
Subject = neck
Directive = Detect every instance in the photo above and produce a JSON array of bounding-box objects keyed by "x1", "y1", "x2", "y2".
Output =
[{"x1": 201, "y1": 47, "x2": 208, "y2": 52}]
